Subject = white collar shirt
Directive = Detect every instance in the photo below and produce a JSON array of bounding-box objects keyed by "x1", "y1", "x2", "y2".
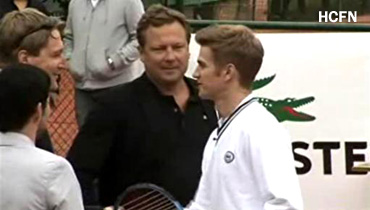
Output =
[
  {"x1": 187, "y1": 94, "x2": 303, "y2": 210},
  {"x1": 0, "y1": 132, "x2": 84, "y2": 210}
]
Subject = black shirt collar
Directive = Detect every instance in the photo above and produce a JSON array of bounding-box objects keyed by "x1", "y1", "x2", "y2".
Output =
[{"x1": 139, "y1": 73, "x2": 200, "y2": 102}]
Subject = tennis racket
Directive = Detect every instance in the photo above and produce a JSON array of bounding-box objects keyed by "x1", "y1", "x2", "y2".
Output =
[{"x1": 114, "y1": 183, "x2": 184, "y2": 210}]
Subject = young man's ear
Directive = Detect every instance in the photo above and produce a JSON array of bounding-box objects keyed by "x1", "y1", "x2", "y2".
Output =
[
  {"x1": 224, "y1": 63, "x2": 237, "y2": 81},
  {"x1": 17, "y1": 49, "x2": 30, "y2": 64}
]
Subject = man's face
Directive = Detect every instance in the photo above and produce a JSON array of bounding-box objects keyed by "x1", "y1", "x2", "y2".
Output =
[
  {"x1": 193, "y1": 46, "x2": 225, "y2": 100},
  {"x1": 140, "y1": 21, "x2": 190, "y2": 86},
  {"x1": 22, "y1": 29, "x2": 66, "y2": 91}
]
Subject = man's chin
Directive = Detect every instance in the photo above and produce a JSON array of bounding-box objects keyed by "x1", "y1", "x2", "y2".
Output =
[{"x1": 157, "y1": 74, "x2": 183, "y2": 84}]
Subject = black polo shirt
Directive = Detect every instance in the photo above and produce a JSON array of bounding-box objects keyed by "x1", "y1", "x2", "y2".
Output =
[{"x1": 68, "y1": 74, "x2": 217, "y2": 207}]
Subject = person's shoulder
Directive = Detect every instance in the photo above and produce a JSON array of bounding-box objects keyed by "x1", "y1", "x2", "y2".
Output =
[
  {"x1": 30, "y1": 0, "x2": 45, "y2": 6},
  {"x1": 241, "y1": 101, "x2": 290, "y2": 138},
  {"x1": 95, "y1": 76, "x2": 145, "y2": 115},
  {"x1": 0, "y1": 0, "x2": 11, "y2": 8},
  {"x1": 33, "y1": 147, "x2": 66, "y2": 163},
  {"x1": 37, "y1": 153, "x2": 79, "y2": 194},
  {"x1": 255, "y1": 102, "x2": 283, "y2": 126},
  {"x1": 185, "y1": 76, "x2": 201, "y2": 98},
  {"x1": 0, "y1": 2, "x2": 13, "y2": 19},
  {"x1": 66, "y1": 0, "x2": 81, "y2": 11},
  {"x1": 123, "y1": 0, "x2": 142, "y2": 5},
  {"x1": 46, "y1": 155, "x2": 74, "y2": 174},
  {"x1": 243, "y1": 101, "x2": 277, "y2": 121},
  {"x1": 25, "y1": 147, "x2": 70, "y2": 174},
  {"x1": 235, "y1": 101, "x2": 279, "y2": 131},
  {"x1": 29, "y1": 0, "x2": 49, "y2": 14},
  {"x1": 104, "y1": 83, "x2": 131, "y2": 99},
  {"x1": 103, "y1": 77, "x2": 143, "y2": 102},
  {"x1": 185, "y1": 76, "x2": 197, "y2": 86},
  {"x1": 34, "y1": 149, "x2": 75, "y2": 176}
]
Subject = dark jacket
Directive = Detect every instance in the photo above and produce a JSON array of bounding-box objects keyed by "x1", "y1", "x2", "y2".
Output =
[
  {"x1": 0, "y1": 0, "x2": 49, "y2": 19},
  {"x1": 67, "y1": 74, "x2": 217, "y2": 206}
]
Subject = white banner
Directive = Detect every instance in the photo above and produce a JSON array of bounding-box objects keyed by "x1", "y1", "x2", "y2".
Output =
[{"x1": 187, "y1": 32, "x2": 370, "y2": 210}]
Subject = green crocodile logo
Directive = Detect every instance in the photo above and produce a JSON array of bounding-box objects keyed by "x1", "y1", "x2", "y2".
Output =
[{"x1": 252, "y1": 75, "x2": 315, "y2": 122}]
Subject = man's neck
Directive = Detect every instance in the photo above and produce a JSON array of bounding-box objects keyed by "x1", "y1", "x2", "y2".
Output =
[
  {"x1": 14, "y1": 0, "x2": 28, "y2": 10},
  {"x1": 216, "y1": 88, "x2": 251, "y2": 119},
  {"x1": 150, "y1": 77, "x2": 190, "y2": 112},
  {"x1": 18, "y1": 124, "x2": 37, "y2": 143},
  {"x1": 155, "y1": 79, "x2": 187, "y2": 95}
]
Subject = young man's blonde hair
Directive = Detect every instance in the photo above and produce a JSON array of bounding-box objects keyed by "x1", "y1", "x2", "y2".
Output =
[
  {"x1": 136, "y1": 4, "x2": 191, "y2": 48},
  {"x1": 0, "y1": 8, "x2": 64, "y2": 66},
  {"x1": 195, "y1": 25, "x2": 264, "y2": 89}
]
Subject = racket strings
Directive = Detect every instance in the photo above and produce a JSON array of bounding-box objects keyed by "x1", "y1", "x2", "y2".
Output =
[
  {"x1": 122, "y1": 190, "x2": 158, "y2": 207},
  {"x1": 121, "y1": 189, "x2": 177, "y2": 210}
]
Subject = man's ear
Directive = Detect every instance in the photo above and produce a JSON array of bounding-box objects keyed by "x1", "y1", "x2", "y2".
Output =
[
  {"x1": 139, "y1": 46, "x2": 145, "y2": 63},
  {"x1": 224, "y1": 63, "x2": 237, "y2": 81},
  {"x1": 17, "y1": 49, "x2": 30, "y2": 64},
  {"x1": 138, "y1": 46, "x2": 143, "y2": 54},
  {"x1": 31, "y1": 103, "x2": 43, "y2": 124}
]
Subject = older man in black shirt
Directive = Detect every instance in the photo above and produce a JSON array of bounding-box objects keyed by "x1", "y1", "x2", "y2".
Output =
[{"x1": 67, "y1": 5, "x2": 217, "y2": 208}]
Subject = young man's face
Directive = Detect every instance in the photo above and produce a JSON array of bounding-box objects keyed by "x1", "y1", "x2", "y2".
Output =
[
  {"x1": 140, "y1": 21, "x2": 190, "y2": 86},
  {"x1": 23, "y1": 29, "x2": 66, "y2": 92},
  {"x1": 193, "y1": 46, "x2": 225, "y2": 101}
]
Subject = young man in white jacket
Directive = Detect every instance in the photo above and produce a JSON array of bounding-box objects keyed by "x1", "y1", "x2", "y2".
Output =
[{"x1": 187, "y1": 25, "x2": 303, "y2": 210}]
